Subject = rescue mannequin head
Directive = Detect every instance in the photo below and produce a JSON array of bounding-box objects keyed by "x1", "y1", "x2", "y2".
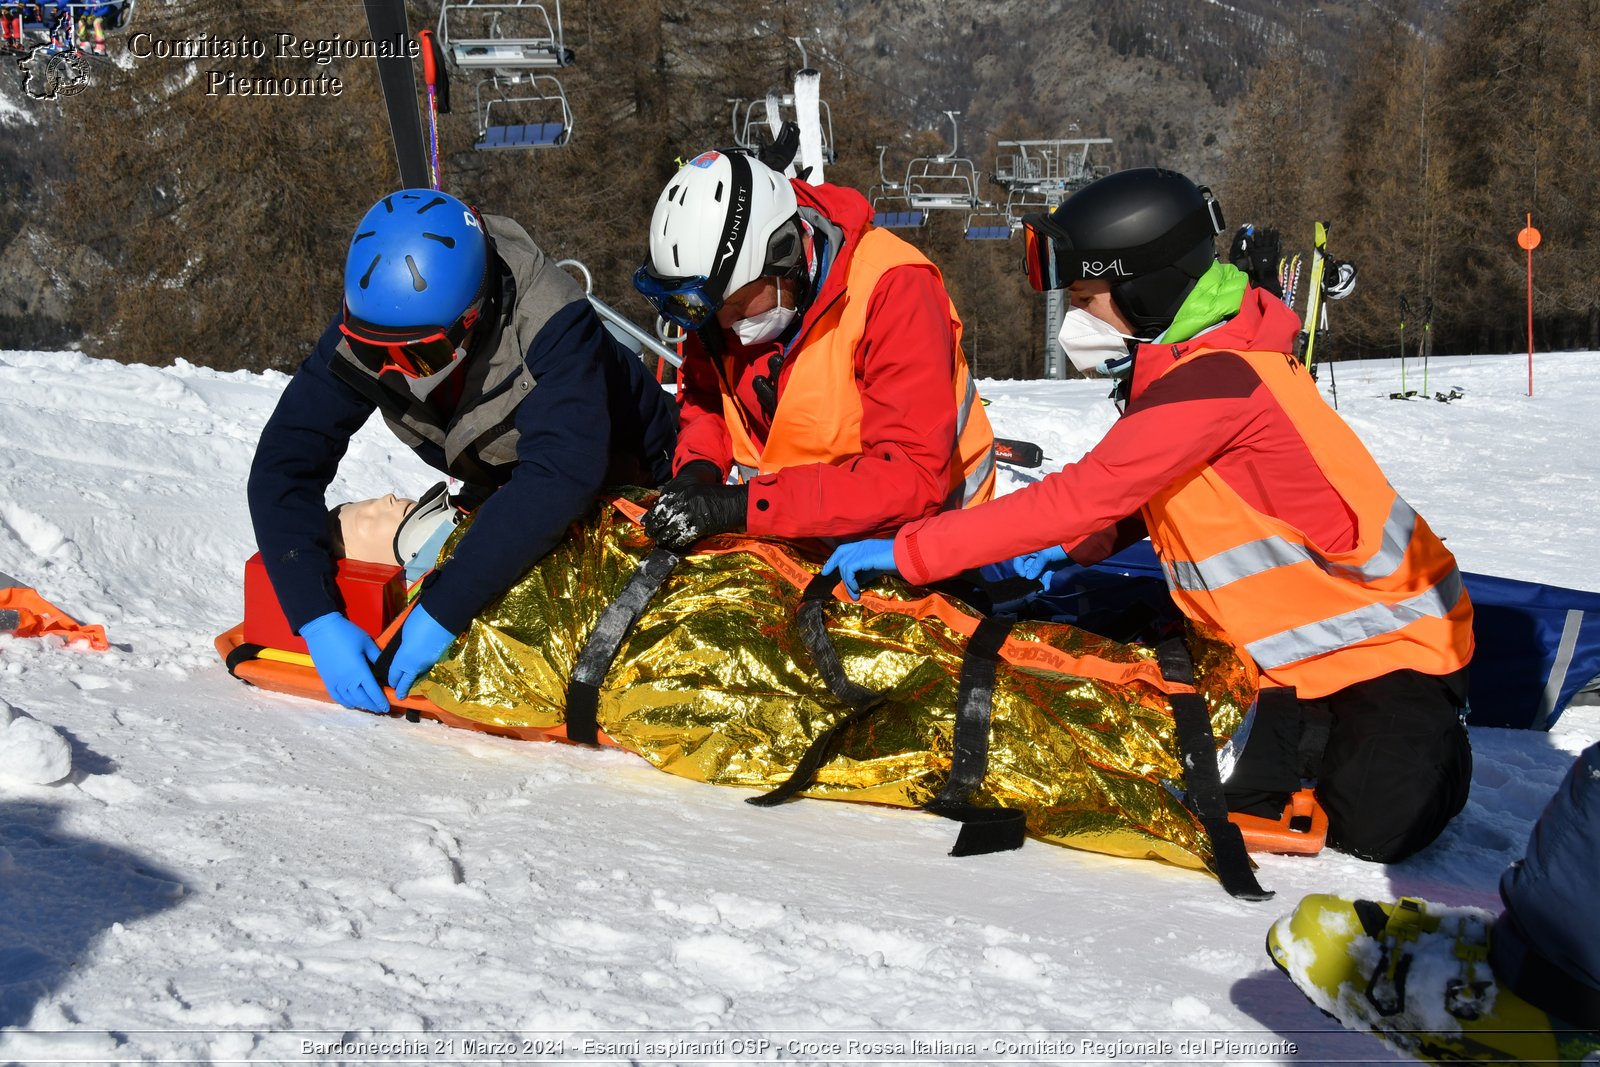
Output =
[{"x1": 330, "y1": 494, "x2": 416, "y2": 565}]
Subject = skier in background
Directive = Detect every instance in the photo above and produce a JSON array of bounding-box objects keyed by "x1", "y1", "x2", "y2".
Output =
[{"x1": 826, "y1": 167, "x2": 1475, "y2": 863}]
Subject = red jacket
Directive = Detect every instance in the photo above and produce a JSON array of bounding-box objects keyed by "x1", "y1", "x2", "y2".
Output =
[
  {"x1": 674, "y1": 181, "x2": 966, "y2": 540},
  {"x1": 896, "y1": 288, "x2": 1359, "y2": 583}
]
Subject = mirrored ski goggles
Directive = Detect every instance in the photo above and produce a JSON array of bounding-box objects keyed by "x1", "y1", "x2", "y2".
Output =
[
  {"x1": 1022, "y1": 214, "x2": 1067, "y2": 293},
  {"x1": 633, "y1": 264, "x2": 721, "y2": 331},
  {"x1": 340, "y1": 297, "x2": 482, "y2": 379}
]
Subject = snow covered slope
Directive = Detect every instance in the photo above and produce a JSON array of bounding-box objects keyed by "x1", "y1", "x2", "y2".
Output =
[{"x1": 1, "y1": 348, "x2": 1596, "y2": 1064}]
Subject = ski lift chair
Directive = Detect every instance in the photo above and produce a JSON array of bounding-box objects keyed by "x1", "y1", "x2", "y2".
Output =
[
  {"x1": 58, "y1": 0, "x2": 133, "y2": 54},
  {"x1": 903, "y1": 112, "x2": 978, "y2": 214},
  {"x1": 868, "y1": 145, "x2": 926, "y2": 229},
  {"x1": 438, "y1": 0, "x2": 573, "y2": 70},
  {"x1": 473, "y1": 73, "x2": 572, "y2": 149},
  {"x1": 963, "y1": 203, "x2": 1014, "y2": 241},
  {"x1": 18, "y1": 2, "x2": 49, "y2": 31},
  {"x1": 80, "y1": 0, "x2": 132, "y2": 33},
  {"x1": 732, "y1": 94, "x2": 837, "y2": 165}
]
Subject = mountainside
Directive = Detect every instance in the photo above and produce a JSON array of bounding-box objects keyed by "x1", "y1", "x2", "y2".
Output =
[
  {"x1": 0, "y1": 0, "x2": 1397, "y2": 359},
  {"x1": 10, "y1": 0, "x2": 1593, "y2": 372}
]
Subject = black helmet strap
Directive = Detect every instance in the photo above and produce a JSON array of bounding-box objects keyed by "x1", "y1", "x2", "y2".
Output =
[{"x1": 706, "y1": 151, "x2": 755, "y2": 306}]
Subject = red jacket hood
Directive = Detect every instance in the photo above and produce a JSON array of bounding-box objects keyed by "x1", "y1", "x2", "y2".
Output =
[
  {"x1": 1128, "y1": 286, "x2": 1302, "y2": 402},
  {"x1": 792, "y1": 180, "x2": 876, "y2": 324}
]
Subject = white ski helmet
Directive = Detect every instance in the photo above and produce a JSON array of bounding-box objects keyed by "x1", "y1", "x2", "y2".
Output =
[{"x1": 637, "y1": 150, "x2": 801, "y2": 328}]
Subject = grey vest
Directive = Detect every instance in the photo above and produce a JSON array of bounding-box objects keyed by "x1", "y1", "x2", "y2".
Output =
[{"x1": 331, "y1": 214, "x2": 586, "y2": 487}]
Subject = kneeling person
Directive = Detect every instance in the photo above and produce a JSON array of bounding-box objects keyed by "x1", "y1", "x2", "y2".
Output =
[
  {"x1": 828, "y1": 168, "x2": 1473, "y2": 863},
  {"x1": 632, "y1": 149, "x2": 996, "y2": 549}
]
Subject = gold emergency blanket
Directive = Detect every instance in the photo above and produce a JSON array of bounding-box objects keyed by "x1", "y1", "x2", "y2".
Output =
[{"x1": 421, "y1": 495, "x2": 1256, "y2": 875}]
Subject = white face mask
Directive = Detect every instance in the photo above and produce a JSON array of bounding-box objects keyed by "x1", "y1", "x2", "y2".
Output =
[
  {"x1": 1057, "y1": 306, "x2": 1140, "y2": 376},
  {"x1": 730, "y1": 283, "x2": 796, "y2": 346}
]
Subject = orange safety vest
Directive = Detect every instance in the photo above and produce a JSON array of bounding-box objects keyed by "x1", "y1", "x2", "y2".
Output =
[
  {"x1": 721, "y1": 227, "x2": 997, "y2": 510},
  {"x1": 1142, "y1": 348, "x2": 1473, "y2": 699}
]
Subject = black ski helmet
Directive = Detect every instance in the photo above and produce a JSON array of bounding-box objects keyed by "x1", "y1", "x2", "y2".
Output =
[{"x1": 1036, "y1": 167, "x2": 1225, "y2": 336}]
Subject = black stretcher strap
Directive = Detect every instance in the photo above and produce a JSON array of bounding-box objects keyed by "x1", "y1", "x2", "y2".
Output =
[
  {"x1": 923, "y1": 615, "x2": 1027, "y2": 857},
  {"x1": 1158, "y1": 639, "x2": 1274, "y2": 902},
  {"x1": 565, "y1": 546, "x2": 684, "y2": 745},
  {"x1": 748, "y1": 573, "x2": 890, "y2": 807},
  {"x1": 224, "y1": 641, "x2": 266, "y2": 678},
  {"x1": 370, "y1": 594, "x2": 427, "y2": 721}
]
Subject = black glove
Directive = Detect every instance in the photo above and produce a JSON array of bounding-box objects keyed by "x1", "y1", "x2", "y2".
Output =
[
  {"x1": 657, "y1": 459, "x2": 723, "y2": 495},
  {"x1": 758, "y1": 120, "x2": 801, "y2": 173},
  {"x1": 645, "y1": 469, "x2": 748, "y2": 550}
]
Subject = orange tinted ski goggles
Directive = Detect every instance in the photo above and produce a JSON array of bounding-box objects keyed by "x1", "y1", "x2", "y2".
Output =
[
  {"x1": 340, "y1": 298, "x2": 482, "y2": 379},
  {"x1": 1022, "y1": 213, "x2": 1066, "y2": 293}
]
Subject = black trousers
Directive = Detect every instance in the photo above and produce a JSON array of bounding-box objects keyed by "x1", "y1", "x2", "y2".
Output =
[{"x1": 1225, "y1": 667, "x2": 1472, "y2": 863}]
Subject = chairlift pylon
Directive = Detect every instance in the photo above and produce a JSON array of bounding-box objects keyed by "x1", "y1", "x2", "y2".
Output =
[{"x1": 984, "y1": 134, "x2": 1116, "y2": 378}]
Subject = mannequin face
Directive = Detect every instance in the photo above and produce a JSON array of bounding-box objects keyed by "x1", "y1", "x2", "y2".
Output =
[{"x1": 336, "y1": 493, "x2": 415, "y2": 565}]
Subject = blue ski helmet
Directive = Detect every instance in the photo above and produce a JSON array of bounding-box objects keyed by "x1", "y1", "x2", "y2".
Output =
[{"x1": 343, "y1": 189, "x2": 489, "y2": 330}]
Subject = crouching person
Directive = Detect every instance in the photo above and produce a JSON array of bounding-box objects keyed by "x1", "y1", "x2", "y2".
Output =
[{"x1": 249, "y1": 189, "x2": 675, "y2": 713}]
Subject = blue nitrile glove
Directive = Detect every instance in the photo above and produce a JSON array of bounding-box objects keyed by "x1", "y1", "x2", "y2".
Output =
[
  {"x1": 1011, "y1": 544, "x2": 1070, "y2": 581},
  {"x1": 386, "y1": 603, "x2": 457, "y2": 699},
  {"x1": 822, "y1": 538, "x2": 900, "y2": 600},
  {"x1": 300, "y1": 611, "x2": 386, "y2": 713}
]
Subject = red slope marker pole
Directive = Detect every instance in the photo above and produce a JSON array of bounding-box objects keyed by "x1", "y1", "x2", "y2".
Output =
[{"x1": 1518, "y1": 214, "x2": 1541, "y2": 397}]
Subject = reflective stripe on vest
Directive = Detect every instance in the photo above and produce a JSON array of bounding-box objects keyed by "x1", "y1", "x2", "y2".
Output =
[
  {"x1": 954, "y1": 369, "x2": 996, "y2": 507},
  {"x1": 1164, "y1": 495, "x2": 1418, "y2": 592},
  {"x1": 1246, "y1": 567, "x2": 1466, "y2": 670},
  {"x1": 1143, "y1": 347, "x2": 1472, "y2": 695}
]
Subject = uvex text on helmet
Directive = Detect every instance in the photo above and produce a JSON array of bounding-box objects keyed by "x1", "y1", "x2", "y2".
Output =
[
  {"x1": 646, "y1": 151, "x2": 801, "y2": 306},
  {"x1": 344, "y1": 190, "x2": 490, "y2": 329},
  {"x1": 1037, "y1": 168, "x2": 1225, "y2": 336}
]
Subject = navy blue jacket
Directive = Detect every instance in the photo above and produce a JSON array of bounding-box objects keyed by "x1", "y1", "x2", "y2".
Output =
[{"x1": 248, "y1": 298, "x2": 675, "y2": 635}]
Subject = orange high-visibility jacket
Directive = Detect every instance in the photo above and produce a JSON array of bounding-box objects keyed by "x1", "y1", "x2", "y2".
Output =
[
  {"x1": 721, "y1": 227, "x2": 997, "y2": 511},
  {"x1": 1143, "y1": 348, "x2": 1473, "y2": 698}
]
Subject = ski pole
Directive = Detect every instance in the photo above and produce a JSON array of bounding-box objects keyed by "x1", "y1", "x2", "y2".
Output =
[
  {"x1": 1399, "y1": 295, "x2": 1408, "y2": 396},
  {"x1": 419, "y1": 29, "x2": 443, "y2": 190},
  {"x1": 1421, "y1": 296, "x2": 1433, "y2": 396}
]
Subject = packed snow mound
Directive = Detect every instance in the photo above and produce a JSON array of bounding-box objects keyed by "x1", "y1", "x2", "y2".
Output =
[{"x1": 0, "y1": 698, "x2": 71, "y2": 784}]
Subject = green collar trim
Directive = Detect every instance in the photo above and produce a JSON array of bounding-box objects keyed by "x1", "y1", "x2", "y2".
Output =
[{"x1": 1157, "y1": 262, "x2": 1248, "y2": 345}]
